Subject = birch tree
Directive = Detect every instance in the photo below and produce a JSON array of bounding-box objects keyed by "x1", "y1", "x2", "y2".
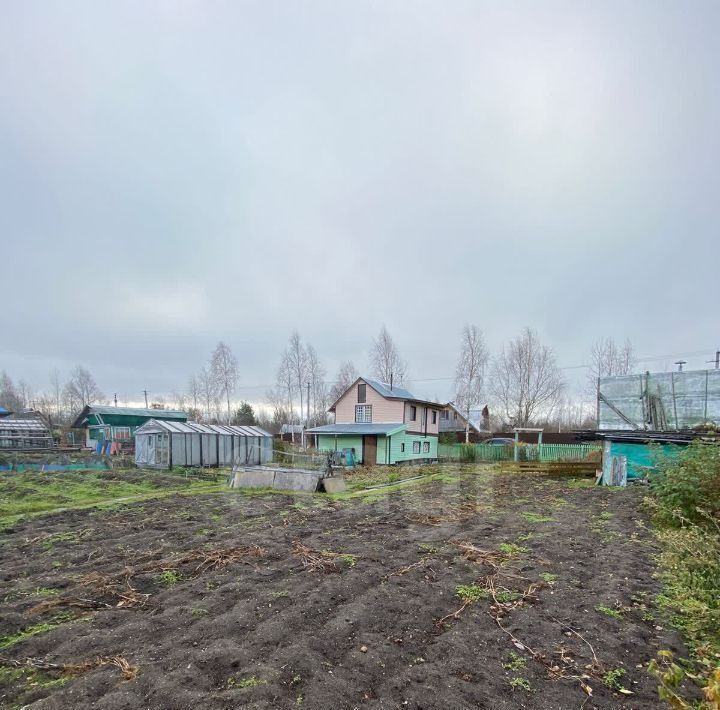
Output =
[
  {"x1": 454, "y1": 325, "x2": 489, "y2": 443},
  {"x1": 286, "y1": 332, "x2": 308, "y2": 429},
  {"x1": 369, "y1": 326, "x2": 408, "y2": 385},
  {"x1": 489, "y1": 328, "x2": 565, "y2": 427},
  {"x1": 210, "y1": 341, "x2": 239, "y2": 422},
  {"x1": 587, "y1": 337, "x2": 635, "y2": 394},
  {"x1": 306, "y1": 344, "x2": 328, "y2": 426},
  {"x1": 329, "y1": 361, "x2": 359, "y2": 403},
  {"x1": 63, "y1": 366, "x2": 104, "y2": 412},
  {"x1": 196, "y1": 367, "x2": 218, "y2": 422},
  {"x1": 49, "y1": 368, "x2": 63, "y2": 419}
]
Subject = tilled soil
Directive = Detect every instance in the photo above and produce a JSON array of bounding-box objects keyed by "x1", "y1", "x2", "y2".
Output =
[{"x1": 0, "y1": 470, "x2": 691, "y2": 709}]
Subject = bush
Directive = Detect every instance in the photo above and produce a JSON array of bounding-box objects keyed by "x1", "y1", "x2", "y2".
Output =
[
  {"x1": 648, "y1": 441, "x2": 720, "y2": 705},
  {"x1": 459, "y1": 443, "x2": 477, "y2": 462},
  {"x1": 649, "y1": 443, "x2": 720, "y2": 526}
]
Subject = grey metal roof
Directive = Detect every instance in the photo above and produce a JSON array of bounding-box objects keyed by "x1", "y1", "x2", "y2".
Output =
[
  {"x1": 363, "y1": 378, "x2": 416, "y2": 401},
  {"x1": 87, "y1": 406, "x2": 187, "y2": 418},
  {"x1": 134, "y1": 419, "x2": 271, "y2": 437},
  {"x1": 306, "y1": 422, "x2": 406, "y2": 436},
  {"x1": 0, "y1": 418, "x2": 51, "y2": 434}
]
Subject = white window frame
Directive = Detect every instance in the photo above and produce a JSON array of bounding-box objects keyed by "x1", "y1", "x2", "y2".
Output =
[
  {"x1": 355, "y1": 405, "x2": 372, "y2": 423},
  {"x1": 412, "y1": 441, "x2": 420, "y2": 454},
  {"x1": 113, "y1": 426, "x2": 131, "y2": 440},
  {"x1": 423, "y1": 441, "x2": 430, "y2": 453}
]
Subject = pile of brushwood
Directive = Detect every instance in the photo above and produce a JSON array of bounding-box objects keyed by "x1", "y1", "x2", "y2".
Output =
[{"x1": 647, "y1": 441, "x2": 720, "y2": 707}]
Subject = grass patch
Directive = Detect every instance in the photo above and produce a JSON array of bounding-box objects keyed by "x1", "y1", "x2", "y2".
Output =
[
  {"x1": 596, "y1": 605, "x2": 623, "y2": 619},
  {"x1": 502, "y1": 651, "x2": 527, "y2": 671},
  {"x1": 156, "y1": 570, "x2": 182, "y2": 586},
  {"x1": 509, "y1": 677, "x2": 531, "y2": 691},
  {"x1": 0, "y1": 469, "x2": 224, "y2": 526},
  {"x1": 228, "y1": 674, "x2": 267, "y2": 689},
  {"x1": 539, "y1": 572, "x2": 557, "y2": 584},
  {"x1": 0, "y1": 613, "x2": 77, "y2": 650},
  {"x1": 498, "y1": 542, "x2": 527, "y2": 556},
  {"x1": 456, "y1": 584, "x2": 489, "y2": 603},
  {"x1": 520, "y1": 512, "x2": 554, "y2": 523},
  {"x1": 603, "y1": 667, "x2": 627, "y2": 691}
]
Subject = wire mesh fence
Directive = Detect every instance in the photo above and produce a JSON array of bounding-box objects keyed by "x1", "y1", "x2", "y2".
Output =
[{"x1": 438, "y1": 443, "x2": 601, "y2": 463}]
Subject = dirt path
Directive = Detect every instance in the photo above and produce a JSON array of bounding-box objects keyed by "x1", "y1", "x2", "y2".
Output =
[{"x1": 0, "y1": 469, "x2": 689, "y2": 709}]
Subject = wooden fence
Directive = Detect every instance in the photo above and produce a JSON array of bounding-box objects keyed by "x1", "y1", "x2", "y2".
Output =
[{"x1": 438, "y1": 442, "x2": 601, "y2": 463}]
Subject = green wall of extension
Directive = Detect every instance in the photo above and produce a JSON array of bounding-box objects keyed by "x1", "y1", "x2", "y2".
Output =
[{"x1": 318, "y1": 432, "x2": 437, "y2": 465}]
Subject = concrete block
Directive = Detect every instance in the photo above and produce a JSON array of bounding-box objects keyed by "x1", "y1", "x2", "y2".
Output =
[
  {"x1": 321, "y1": 476, "x2": 347, "y2": 493},
  {"x1": 273, "y1": 470, "x2": 322, "y2": 492},
  {"x1": 233, "y1": 469, "x2": 276, "y2": 489}
]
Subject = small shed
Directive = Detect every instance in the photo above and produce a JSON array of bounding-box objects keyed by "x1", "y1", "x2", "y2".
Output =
[{"x1": 134, "y1": 420, "x2": 273, "y2": 469}]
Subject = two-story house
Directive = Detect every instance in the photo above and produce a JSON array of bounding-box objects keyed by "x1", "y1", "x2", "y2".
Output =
[{"x1": 306, "y1": 377, "x2": 441, "y2": 464}]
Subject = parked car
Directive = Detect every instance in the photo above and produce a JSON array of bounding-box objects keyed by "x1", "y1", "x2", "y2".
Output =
[{"x1": 484, "y1": 437, "x2": 515, "y2": 446}]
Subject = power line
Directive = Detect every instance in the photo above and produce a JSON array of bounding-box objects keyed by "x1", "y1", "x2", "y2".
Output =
[{"x1": 119, "y1": 348, "x2": 718, "y2": 402}]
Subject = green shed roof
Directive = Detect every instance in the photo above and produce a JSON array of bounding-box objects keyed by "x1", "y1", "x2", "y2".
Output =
[{"x1": 71, "y1": 405, "x2": 187, "y2": 429}]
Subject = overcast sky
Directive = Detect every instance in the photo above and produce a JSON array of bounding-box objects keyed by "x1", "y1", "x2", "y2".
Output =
[{"x1": 1, "y1": 1, "x2": 718, "y2": 407}]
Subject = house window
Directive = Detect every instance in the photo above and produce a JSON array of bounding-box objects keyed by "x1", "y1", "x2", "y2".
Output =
[
  {"x1": 441, "y1": 410, "x2": 449, "y2": 420},
  {"x1": 401, "y1": 443, "x2": 405, "y2": 452},
  {"x1": 453, "y1": 411, "x2": 458, "y2": 421},
  {"x1": 410, "y1": 405, "x2": 417, "y2": 421},
  {"x1": 432, "y1": 411, "x2": 437, "y2": 424},
  {"x1": 113, "y1": 427, "x2": 131, "y2": 440},
  {"x1": 412, "y1": 441, "x2": 420, "y2": 454},
  {"x1": 355, "y1": 405, "x2": 372, "y2": 423},
  {"x1": 423, "y1": 441, "x2": 430, "y2": 453},
  {"x1": 358, "y1": 383, "x2": 366, "y2": 403}
]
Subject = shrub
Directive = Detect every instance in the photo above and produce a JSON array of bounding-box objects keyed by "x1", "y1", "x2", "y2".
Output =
[
  {"x1": 459, "y1": 444, "x2": 477, "y2": 463},
  {"x1": 649, "y1": 443, "x2": 720, "y2": 526}
]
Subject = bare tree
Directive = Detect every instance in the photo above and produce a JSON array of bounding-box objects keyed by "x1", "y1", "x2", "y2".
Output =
[
  {"x1": 63, "y1": 366, "x2": 104, "y2": 413},
  {"x1": 369, "y1": 325, "x2": 408, "y2": 385},
  {"x1": 210, "y1": 341, "x2": 239, "y2": 422},
  {"x1": 49, "y1": 368, "x2": 63, "y2": 419},
  {"x1": 0, "y1": 372, "x2": 22, "y2": 412},
  {"x1": 587, "y1": 337, "x2": 635, "y2": 392},
  {"x1": 187, "y1": 374, "x2": 201, "y2": 412},
  {"x1": 196, "y1": 367, "x2": 218, "y2": 422},
  {"x1": 306, "y1": 344, "x2": 328, "y2": 426},
  {"x1": 454, "y1": 325, "x2": 489, "y2": 443},
  {"x1": 286, "y1": 332, "x2": 309, "y2": 433},
  {"x1": 489, "y1": 328, "x2": 565, "y2": 427},
  {"x1": 329, "y1": 361, "x2": 359, "y2": 403},
  {"x1": 275, "y1": 351, "x2": 297, "y2": 442}
]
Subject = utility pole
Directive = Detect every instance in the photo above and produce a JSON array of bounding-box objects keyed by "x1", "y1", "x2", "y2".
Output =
[
  {"x1": 143, "y1": 390, "x2": 149, "y2": 408},
  {"x1": 114, "y1": 393, "x2": 118, "y2": 407},
  {"x1": 706, "y1": 351, "x2": 720, "y2": 370},
  {"x1": 306, "y1": 381, "x2": 311, "y2": 450},
  {"x1": 675, "y1": 360, "x2": 686, "y2": 372}
]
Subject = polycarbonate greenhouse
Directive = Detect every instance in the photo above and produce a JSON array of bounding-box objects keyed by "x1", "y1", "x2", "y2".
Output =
[{"x1": 134, "y1": 419, "x2": 272, "y2": 469}]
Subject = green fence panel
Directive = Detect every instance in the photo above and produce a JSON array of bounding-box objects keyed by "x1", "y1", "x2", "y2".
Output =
[{"x1": 438, "y1": 442, "x2": 601, "y2": 463}]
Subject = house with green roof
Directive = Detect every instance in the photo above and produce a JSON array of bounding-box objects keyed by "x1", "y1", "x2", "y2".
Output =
[
  {"x1": 71, "y1": 405, "x2": 188, "y2": 448},
  {"x1": 306, "y1": 377, "x2": 441, "y2": 465}
]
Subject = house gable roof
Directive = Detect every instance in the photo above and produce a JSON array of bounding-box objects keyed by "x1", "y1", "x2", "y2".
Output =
[
  {"x1": 71, "y1": 405, "x2": 188, "y2": 429},
  {"x1": 329, "y1": 377, "x2": 441, "y2": 412}
]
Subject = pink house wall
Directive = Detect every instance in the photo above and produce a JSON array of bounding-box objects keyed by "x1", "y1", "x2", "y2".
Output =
[
  {"x1": 333, "y1": 379, "x2": 440, "y2": 433},
  {"x1": 334, "y1": 380, "x2": 404, "y2": 423},
  {"x1": 404, "y1": 402, "x2": 440, "y2": 435}
]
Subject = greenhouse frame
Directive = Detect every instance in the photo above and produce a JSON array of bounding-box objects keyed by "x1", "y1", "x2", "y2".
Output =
[{"x1": 134, "y1": 419, "x2": 272, "y2": 469}]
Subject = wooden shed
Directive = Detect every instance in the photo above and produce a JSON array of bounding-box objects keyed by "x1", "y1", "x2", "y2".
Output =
[{"x1": 134, "y1": 419, "x2": 272, "y2": 469}]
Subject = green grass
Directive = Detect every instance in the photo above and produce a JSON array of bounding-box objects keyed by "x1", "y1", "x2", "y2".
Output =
[
  {"x1": 228, "y1": 674, "x2": 267, "y2": 689},
  {"x1": 498, "y1": 542, "x2": 527, "y2": 556},
  {"x1": 502, "y1": 651, "x2": 527, "y2": 671},
  {"x1": 509, "y1": 677, "x2": 531, "y2": 691},
  {"x1": 156, "y1": 570, "x2": 181, "y2": 586},
  {"x1": 520, "y1": 512, "x2": 554, "y2": 523},
  {"x1": 596, "y1": 605, "x2": 623, "y2": 619},
  {"x1": 0, "y1": 469, "x2": 224, "y2": 527},
  {"x1": 456, "y1": 584, "x2": 489, "y2": 603},
  {"x1": 603, "y1": 667, "x2": 627, "y2": 691},
  {"x1": 539, "y1": 572, "x2": 557, "y2": 584},
  {"x1": 0, "y1": 613, "x2": 78, "y2": 650}
]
